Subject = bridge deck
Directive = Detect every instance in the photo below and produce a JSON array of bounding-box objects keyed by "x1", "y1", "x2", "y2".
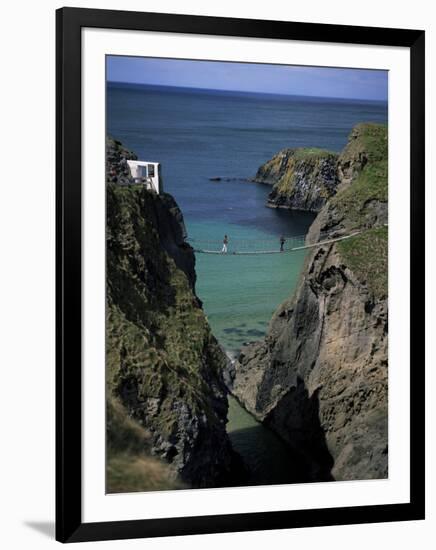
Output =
[{"x1": 190, "y1": 231, "x2": 363, "y2": 256}]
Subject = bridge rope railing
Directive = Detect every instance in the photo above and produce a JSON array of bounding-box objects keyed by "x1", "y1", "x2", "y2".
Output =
[{"x1": 187, "y1": 228, "x2": 369, "y2": 255}]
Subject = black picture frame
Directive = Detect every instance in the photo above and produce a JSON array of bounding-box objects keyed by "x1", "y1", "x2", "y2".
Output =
[{"x1": 56, "y1": 7, "x2": 425, "y2": 543}]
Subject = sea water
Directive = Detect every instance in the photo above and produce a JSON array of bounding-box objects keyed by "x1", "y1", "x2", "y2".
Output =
[{"x1": 107, "y1": 82, "x2": 388, "y2": 483}]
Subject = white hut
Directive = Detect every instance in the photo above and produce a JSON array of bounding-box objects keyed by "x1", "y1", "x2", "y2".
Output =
[{"x1": 126, "y1": 160, "x2": 162, "y2": 194}]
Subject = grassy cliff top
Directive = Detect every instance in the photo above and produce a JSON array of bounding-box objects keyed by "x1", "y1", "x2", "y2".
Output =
[
  {"x1": 331, "y1": 123, "x2": 388, "y2": 226},
  {"x1": 333, "y1": 123, "x2": 388, "y2": 298},
  {"x1": 332, "y1": 159, "x2": 388, "y2": 225},
  {"x1": 288, "y1": 147, "x2": 337, "y2": 160},
  {"x1": 339, "y1": 122, "x2": 388, "y2": 166},
  {"x1": 255, "y1": 146, "x2": 338, "y2": 184}
]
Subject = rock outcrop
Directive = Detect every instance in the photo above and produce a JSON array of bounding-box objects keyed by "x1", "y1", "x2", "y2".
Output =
[
  {"x1": 336, "y1": 123, "x2": 388, "y2": 186},
  {"x1": 106, "y1": 138, "x2": 237, "y2": 490},
  {"x1": 106, "y1": 136, "x2": 138, "y2": 185},
  {"x1": 254, "y1": 148, "x2": 339, "y2": 212},
  {"x1": 229, "y1": 123, "x2": 388, "y2": 481}
]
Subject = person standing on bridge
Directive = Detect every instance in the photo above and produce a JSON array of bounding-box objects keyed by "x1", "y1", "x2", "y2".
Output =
[
  {"x1": 280, "y1": 235, "x2": 286, "y2": 252},
  {"x1": 222, "y1": 234, "x2": 229, "y2": 254}
]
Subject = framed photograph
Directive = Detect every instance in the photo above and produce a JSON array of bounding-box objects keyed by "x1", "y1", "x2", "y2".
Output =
[{"x1": 56, "y1": 7, "x2": 425, "y2": 543}]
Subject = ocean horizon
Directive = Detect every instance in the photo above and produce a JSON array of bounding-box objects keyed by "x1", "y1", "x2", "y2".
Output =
[
  {"x1": 107, "y1": 80, "x2": 388, "y2": 354},
  {"x1": 107, "y1": 78, "x2": 389, "y2": 487},
  {"x1": 108, "y1": 80, "x2": 389, "y2": 105}
]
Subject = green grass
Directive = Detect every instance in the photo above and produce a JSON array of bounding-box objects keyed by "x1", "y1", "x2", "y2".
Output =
[
  {"x1": 107, "y1": 454, "x2": 185, "y2": 493},
  {"x1": 330, "y1": 123, "x2": 388, "y2": 228},
  {"x1": 330, "y1": 124, "x2": 388, "y2": 298},
  {"x1": 106, "y1": 397, "x2": 185, "y2": 493},
  {"x1": 331, "y1": 159, "x2": 387, "y2": 226},
  {"x1": 107, "y1": 397, "x2": 150, "y2": 455},
  {"x1": 337, "y1": 226, "x2": 388, "y2": 298},
  {"x1": 341, "y1": 122, "x2": 388, "y2": 165},
  {"x1": 291, "y1": 147, "x2": 336, "y2": 160}
]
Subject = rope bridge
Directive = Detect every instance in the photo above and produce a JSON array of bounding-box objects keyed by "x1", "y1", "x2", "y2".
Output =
[{"x1": 188, "y1": 230, "x2": 363, "y2": 256}]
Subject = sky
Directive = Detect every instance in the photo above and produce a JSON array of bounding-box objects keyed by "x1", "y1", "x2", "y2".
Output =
[{"x1": 107, "y1": 56, "x2": 388, "y2": 101}]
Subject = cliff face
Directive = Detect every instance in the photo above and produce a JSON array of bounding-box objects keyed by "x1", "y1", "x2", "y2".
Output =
[
  {"x1": 106, "y1": 396, "x2": 185, "y2": 493},
  {"x1": 106, "y1": 138, "x2": 236, "y2": 490},
  {"x1": 106, "y1": 136, "x2": 138, "y2": 185},
  {"x1": 254, "y1": 148, "x2": 339, "y2": 212},
  {"x1": 336, "y1": 123, "x2": 388, "y2": 186},
  {"x1": 229, "y1": 124, "x2": 388, "y2": 481}
]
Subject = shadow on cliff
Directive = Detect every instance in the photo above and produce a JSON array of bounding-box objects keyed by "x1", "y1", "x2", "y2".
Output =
[{"x1": 264, "y1": 377, "x2": 335, "y2": 482}]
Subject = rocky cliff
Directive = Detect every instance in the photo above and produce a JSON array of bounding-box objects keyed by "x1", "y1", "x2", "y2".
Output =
[
  {"x1": 229, "y1": 123, "x2": 388, "y2": 481},
  {"x1": 254, "y1": 148, "x2": 339, "y2": 212},
  {"x1": 106, "y1": 136, "x2": 138, "y2": 185},
  {"x1": 106, "y1": 138, "x2": 237, "y2": 490},
  {"x1": 106, "y1": 396, "x2": 185, "y2": 493}
]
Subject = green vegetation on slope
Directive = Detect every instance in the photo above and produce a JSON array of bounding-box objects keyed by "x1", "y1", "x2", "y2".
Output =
[
  {"x1": 107, "y1": 183, "x2": 227, "y2": 429},
  {"x1": 107, "y1": 455, "x2": 181, "y2": 493},
  {"x1": 334, "y1": 122, "x2": 388, "y2": 228},
  {"x1": 291, "y1": 147, "x2": 336, "y2": 160},
  {"x1": 337, "y1": 226, "x2": 388, "y2": 299},
  {"x1": 106, "y1": 181, "x2": 233, "y2": 491},
  {"x1": 338, "y1": 122, "x2": 388, "y2": 166},
  {"x1": 106, "y1": 398, "x2": 184, "y2": 493},
  {"x1": 331, "y1": 159, "x2": 388, "y2": 226},
  {"x1": 332, "y1": 123, "x2": 388, "y2": 298}
]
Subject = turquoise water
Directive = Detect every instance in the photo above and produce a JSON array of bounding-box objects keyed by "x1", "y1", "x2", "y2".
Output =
[
  {"x1": 107, "y1": 81, "x2": 388, "y2": 482},
  {"x1": 191, "y1": 219, "x2": 308, "y2": 353},
  {"x1": 107, "y1": 83, "x2": 387, "y2": 354}
]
